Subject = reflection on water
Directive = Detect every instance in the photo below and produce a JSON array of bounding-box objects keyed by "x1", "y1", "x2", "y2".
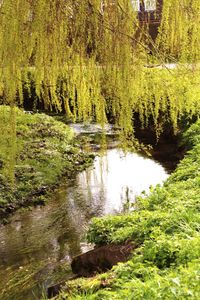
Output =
[
  {"x1": 0, "y1": 147, "x2": 169, "y2": 300},
  {"x1": 78, "y1": 149, "x2": 168, "y2": 215}
]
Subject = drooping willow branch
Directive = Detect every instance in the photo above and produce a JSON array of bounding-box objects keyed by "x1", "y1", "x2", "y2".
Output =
[{"x1": 0, "y1": 1, "x2": 200, "y2": 147}]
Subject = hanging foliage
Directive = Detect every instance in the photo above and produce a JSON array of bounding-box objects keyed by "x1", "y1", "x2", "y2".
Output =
[
  {"x1": 0, "y1": 0, "x2": 200, "y2": 144},
  {"x1": 1, "y1": 0, "x2": 200, "y2": 185}
]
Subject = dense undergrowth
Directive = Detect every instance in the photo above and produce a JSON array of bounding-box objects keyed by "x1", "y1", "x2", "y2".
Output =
[
  {"x1": 0, "y1": 106, "x2": 94, "y2": 223},
  {"x1": 56, "y1": 121, "x2": 200, "y2": 299}
]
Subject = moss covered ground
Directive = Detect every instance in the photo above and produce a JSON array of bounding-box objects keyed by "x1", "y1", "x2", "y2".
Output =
[
  {"x1": 0, "y1": 106, "x2": 94, "y2": 223},
  {"x1": 56, "y1": 121, "x2": 200, "y2": 299}
]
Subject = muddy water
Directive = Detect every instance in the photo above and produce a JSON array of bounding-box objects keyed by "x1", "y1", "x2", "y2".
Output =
[{"x1": 0, "y1": 130, "x2": 169, "y2": 300}]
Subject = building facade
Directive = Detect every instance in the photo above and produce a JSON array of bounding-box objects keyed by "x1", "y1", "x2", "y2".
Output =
[{"x1": 132, "y1": 0, "x2": 163, "y2": 39}]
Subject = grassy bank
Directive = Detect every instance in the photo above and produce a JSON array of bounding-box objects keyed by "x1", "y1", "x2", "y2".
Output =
[
  {"x1": 56, "y1": 121, "x2": 200, "y2": 299},
  {"x1": 0, "y1": 106, "x2": 94, "y2": 223}
]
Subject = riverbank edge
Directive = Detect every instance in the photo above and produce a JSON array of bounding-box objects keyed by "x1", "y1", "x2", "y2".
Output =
[
  {"x1": 55, "y1": 120, "x2": 200, "y2": 299},
  {"x1": 0, "y1": 107, "x2": 95, "y2": 224}
]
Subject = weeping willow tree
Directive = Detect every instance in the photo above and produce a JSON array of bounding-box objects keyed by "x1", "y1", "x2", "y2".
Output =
[{"x1": 1, "y1": 0, "x2": 200, "y2": 182}]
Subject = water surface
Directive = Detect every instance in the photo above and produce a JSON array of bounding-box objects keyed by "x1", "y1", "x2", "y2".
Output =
[
  {"x1": 78, "y1": 148, "x2": 168, "y2": 214},
  {"x1": 0, "y1": 133, "x2": 169, "y2": 299}
]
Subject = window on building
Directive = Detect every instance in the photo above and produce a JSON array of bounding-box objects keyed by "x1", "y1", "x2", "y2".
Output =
[
  {"x1": 144, "y1": 0, "x2": 156, "y2": 11},
  {"x1": 131, "y1": 0, "x2": 140, "y2": 12}
]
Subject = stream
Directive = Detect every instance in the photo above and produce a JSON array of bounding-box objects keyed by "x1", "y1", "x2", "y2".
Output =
[{"x1": 0, "y1": 125, "x2": 169, "y2": 300}]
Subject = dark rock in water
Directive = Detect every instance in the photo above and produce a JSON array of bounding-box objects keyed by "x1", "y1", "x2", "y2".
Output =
[
  {"x1": 71, "y1": 243, "x2": 136, "y2": 277},
  {"x1": 47, "y1": 283, "x2": 62, "y2": 299},
  {"x1": 47, "y1": 244, "x2": 136, "y2": 297},
  {"x1": 47, "y1": 275, "x2": 78, "y2": 299}
]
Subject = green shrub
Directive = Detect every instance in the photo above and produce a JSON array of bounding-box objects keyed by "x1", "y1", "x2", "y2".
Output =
[{"x1": 58, "y1": 119, "x2": 200, "y2": 299}]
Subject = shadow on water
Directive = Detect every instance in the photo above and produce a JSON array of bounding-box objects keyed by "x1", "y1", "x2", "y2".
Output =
[{"x1": 0, "y1": 125, "x2": 170, "y2": 300}]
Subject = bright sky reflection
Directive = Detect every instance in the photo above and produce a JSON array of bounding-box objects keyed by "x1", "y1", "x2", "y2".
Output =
[{"x1": 77, "y1": 149, "x2": 169, "y2": 215}]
